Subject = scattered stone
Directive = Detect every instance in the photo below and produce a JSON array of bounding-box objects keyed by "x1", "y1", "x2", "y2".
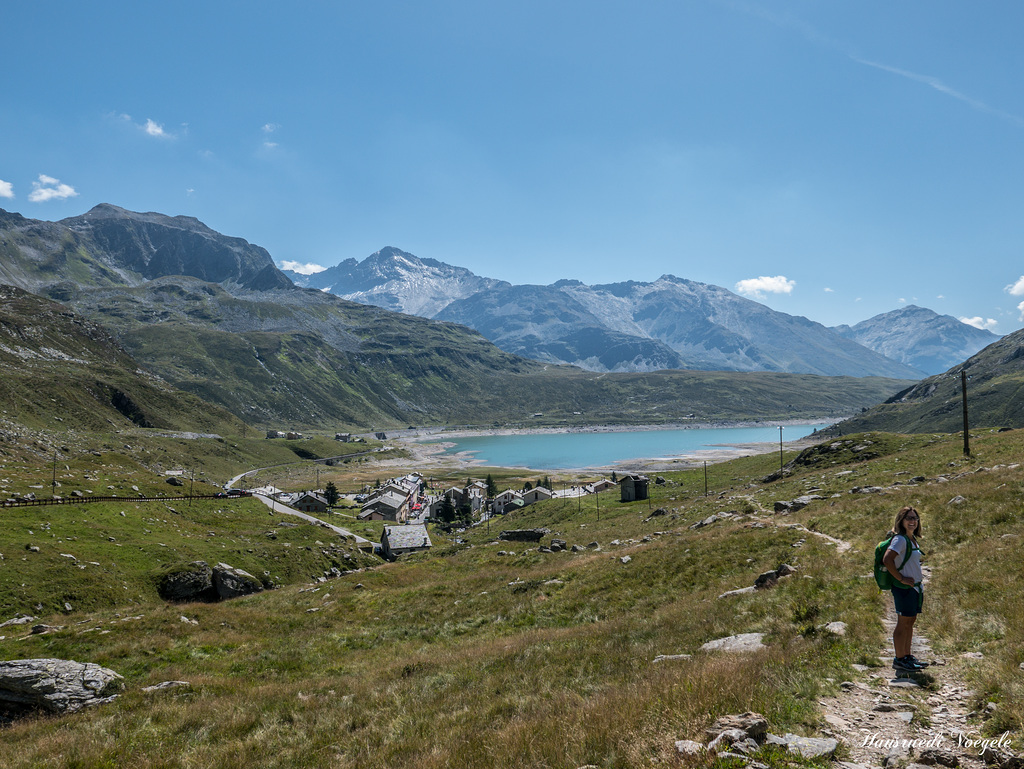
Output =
[
  {"x1": 0, "y1": 615, "x2": 36, "y2": 629},
  {"x1": 674, "y1": 739, "x2": 705, "y2": 758},
  {"x1": 822, "y1": 621, "x2": 847, "y2": 636},
  {"x1": 620, "y1": 556, "x2": 632, "y2": 564},
  {"x1": 179, "y1": 616, "x2": 198, "y2": 625},
  {"x1": 653, "y1": 654, "x2": 692, "y2": 663},
  {"x1": 707, "y1": 728, "x2": 747, "y2": 753},
  {"x1": 141, "y1": 681, "x2": 190, "y2": 693},
  {"x1": 779, "y1": 733, "x2": 839, "y2": 759},
  {"x1": 718, "y1": 586, "x2": 757, "y2": 599},
  {"x1": 919, "y1": 748, "x2": 960, "y2": 767},
  {"x1": 166, "y1": 477, "x2": 184, "y2": 486},
  {"x1": 948, "y1": 495, "x2": 968, "y2": 506},
  {"x1": 0, "y1": 658, "x2": 123, "y2": 715},
  {"x1": 706, "y1": 712, "x2": 768, "y2": 743},
  {"x1": 701, "y1": 633, "x2": 766, "y2": 653}
]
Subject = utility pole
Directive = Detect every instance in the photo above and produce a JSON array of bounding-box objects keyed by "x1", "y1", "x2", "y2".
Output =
[
  {"x1": 704, "y1": 461, "x2": 708, "y2": 497},
  {"x1": 189, "y1": 467, "x2": 195, "y2": 506},
  {"x1": 778, "y1": 426, "x2": 784, "y2": 472},
  {"x1": 52, "y1": 450, "x2": 58, "y2": 498},
  {"x1": 962, "y1": 370, "x2": 971, "y2": 457}
]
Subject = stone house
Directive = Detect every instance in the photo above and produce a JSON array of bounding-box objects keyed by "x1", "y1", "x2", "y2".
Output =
[
  {"x1": 359, "y1": 490, "x2": 410, "y2": 522},
  {"x1": 522, "y1": 486, "x2": 553, "y2": 505},
  {"x1": 381, "y1": 524, "x2": 432, "y2": 560},
  {"x1": 619, "y1": 474, "x2": 649, "y2": 502},
  {"x1": 489, "y1": 489, "x2": 521, "y2": 514},
  {"x1": 294, "y1": 492, "x2": 330, "y2": 514}
]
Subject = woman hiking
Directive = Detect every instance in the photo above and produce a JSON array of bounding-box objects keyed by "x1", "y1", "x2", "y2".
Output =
[{"x1": 883, "y1": 505, "x2": 929, "y2": 672}]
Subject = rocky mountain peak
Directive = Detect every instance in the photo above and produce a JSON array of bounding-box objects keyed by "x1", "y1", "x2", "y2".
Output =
[{"x1": 833, "y1": 305, "x2": 1000, "y2": 376}]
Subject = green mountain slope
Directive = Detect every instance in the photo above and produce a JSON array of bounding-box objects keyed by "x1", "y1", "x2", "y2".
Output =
[
  {"x1": 0, "y1": 284, "x2": 243, "y2": 435},
  {"x1": 1, "y1": 206, "x2": 917, "y2": 429},
  {"x1": 836, "y1": 327, "x2": 1024, "y2": 433}
]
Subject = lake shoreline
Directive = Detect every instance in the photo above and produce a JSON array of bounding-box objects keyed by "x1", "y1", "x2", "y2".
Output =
[{"x1": 376, "y1": 418, "x2": 841, "y2": 474}]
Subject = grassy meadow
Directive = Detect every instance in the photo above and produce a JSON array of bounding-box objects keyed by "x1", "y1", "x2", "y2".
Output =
[{"x1": 1, "y1": 427, "x2": 1023, "y2": 767}]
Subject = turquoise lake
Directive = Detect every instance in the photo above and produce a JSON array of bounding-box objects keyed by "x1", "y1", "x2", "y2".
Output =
[{"x1": 430, "y1": 423, "x2": 830, "y2": 470}]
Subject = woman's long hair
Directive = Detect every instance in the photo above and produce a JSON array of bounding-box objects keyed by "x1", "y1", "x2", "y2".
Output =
[{"x1": 892, "y1": 505, "x2": 922, "y2": 539}]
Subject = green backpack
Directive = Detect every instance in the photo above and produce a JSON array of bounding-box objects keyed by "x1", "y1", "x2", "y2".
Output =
[{"x1": 873, "y1": 534, "x2": 911, "y2": 590}]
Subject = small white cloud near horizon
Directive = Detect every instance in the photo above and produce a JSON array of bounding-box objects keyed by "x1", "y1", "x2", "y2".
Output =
[
  {"x1": 960, "y1": 316, "x2": 998, "y2": 331},
  {"x1": 0, "y1": 179, "x2": 13, "y2": 199},
  {"x1": 824, "y1": 287, "x2": 834, "y2": 293},
  {"x1": 28, "y1": 175, "x2": 78, "y2": 203},
  {"x1": 1017, "y1": 301, "x2": 1024, "y2": 322},
  {"x1": 280, "y1": 260, "x2": 327, "y2": 275},
  {"x1": 1005, "y1": 276, "x2": 1024, "y2": 296},
  {"x1": 734, "y1": 275, "x2": 795, "y2": 299}
]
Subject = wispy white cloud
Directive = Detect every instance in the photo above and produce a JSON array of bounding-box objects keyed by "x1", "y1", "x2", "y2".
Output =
[
  {"x1": 0, "y1": 179, "x2": 13, "y2": 199},
  {"x1": 960, "y1": 316, "x2": 998, "y2": 331},
  {"x1": 280, "y1": 260, "x2": 327, "y2": 275},
  {"x1": 144, "y1": 118, "x2": 171, "y2": 138},
  {"x1": 823, "y1": 287, "x2": 834, "y2": 293},
  {"x1": 852, "y1": 58, "x2": 1024, "y2": 127},
  {"x1": 725, "y1": 3, "x2": 1024, "y2": 128},
  {"x1": 1005, "y1": 276, "x2": 1024, "y2": 296},
  {"x1": 263, "y1": 123, "x2": 280, "y2": 134},
  {"x1": 28, "y1": 175, "x2": 78, "y2": 203},
  {"x1": 735, "y1": 275, "x2": 795, "y2": 299},
  {"x1": 1018, "y1": 301, "x2": 1024, "y2": 322}
]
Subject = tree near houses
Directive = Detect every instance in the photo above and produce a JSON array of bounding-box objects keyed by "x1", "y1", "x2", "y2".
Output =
[
  {"x1": 485, "y1": 473, "x2": 498, "y2": 497},
  {"x1": 323, "y1": 481, "x2": 340, "y2": 507},
  {"x1": 437, "y1": 496, "x2": 456, "y2": 523}
]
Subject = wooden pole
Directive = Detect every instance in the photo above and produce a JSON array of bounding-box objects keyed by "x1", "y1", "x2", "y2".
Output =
[
  {"x1": 962, "y1": 370, "x2": 970, "y2": 457},
  {"x1": 778, "y1": 426, "x2": 784, "y2": 471}
]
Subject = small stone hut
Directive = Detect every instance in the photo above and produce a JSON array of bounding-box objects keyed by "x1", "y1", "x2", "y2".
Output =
[{"x1": 619, "y1": 473, "x2": 649, "y2": 502}]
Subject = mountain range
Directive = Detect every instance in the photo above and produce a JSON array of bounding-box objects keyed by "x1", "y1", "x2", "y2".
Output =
[
  {"x1": 0, "y1": 205, "x2": 917, "y2": 430},
  {"x1": 285, "y1": 248, "x2": 997, "y2": 377}
]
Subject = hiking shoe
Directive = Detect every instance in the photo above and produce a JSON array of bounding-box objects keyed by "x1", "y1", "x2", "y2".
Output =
[
  {"x1": 893, "y1": 657, "x2": 916, "y2": 671},
  {"x1": 907, "y1": 655, "x2": 930, "y2": 669}
]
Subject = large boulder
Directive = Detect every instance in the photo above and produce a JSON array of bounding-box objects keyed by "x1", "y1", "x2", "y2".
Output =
[
  {"x1": 212, "y1": 563, "x2": 263, "y2": 599},
  {"x1": 0, "y1": 658, "x2": 123, "y2": 715},
  {"x1": 157, "y1": 561, "x2": 264, "y2": 602},
  {"x1": 157, "y1": 561, "x2": 216, "y2": 602},
  {"x1": 498, "y1": 529, "x2": 549, "y2": 543}
]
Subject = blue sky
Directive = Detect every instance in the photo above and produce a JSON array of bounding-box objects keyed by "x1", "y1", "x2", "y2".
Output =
[{"x1": 3, "y1": 1, "x2": 1023, "y2": 330}]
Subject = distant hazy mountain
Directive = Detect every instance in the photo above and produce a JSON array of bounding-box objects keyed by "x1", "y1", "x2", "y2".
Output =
[
  {"x1": 832, "y1": 305, "x2": 1000, "y2": 376},
  {"x1": 292, "y1": 248, "x2": 921, "y2": 378},
  {"x1": 282, "y1": 246, "x2": 508, "y2": 317},
  {"x1": 436, "y1": 275, "x2": 922, "y2": 378},
  {"x1": 838, "y1": 326, "x2": 1024, "y2": 433}
]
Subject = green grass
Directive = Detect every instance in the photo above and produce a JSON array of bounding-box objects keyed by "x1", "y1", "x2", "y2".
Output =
[{"x1": 2, "y1": 428, "x2": 1023, "y2": 767}]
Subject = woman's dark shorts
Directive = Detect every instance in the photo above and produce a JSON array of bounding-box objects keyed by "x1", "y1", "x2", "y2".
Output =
[{"x1": 891, "y1": 585, "x2": 923, "y2": 616}]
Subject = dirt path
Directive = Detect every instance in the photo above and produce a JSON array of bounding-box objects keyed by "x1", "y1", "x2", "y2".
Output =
[
  {"x1": 743, "y1": 513, "x2": 989, "y2": 768},
  {"x1": 816, "y1": 558, "x2": 986, "y2": 769}
]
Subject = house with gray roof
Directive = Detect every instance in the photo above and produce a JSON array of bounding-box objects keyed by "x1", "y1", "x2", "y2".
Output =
[{"x1": 381, "y1": 524, "x2": 432, "y2": 560}]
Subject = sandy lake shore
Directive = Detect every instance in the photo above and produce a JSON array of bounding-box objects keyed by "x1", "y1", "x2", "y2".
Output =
[{"x1": 372, "y1": 419, "x2": 840, "y2": 475}]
